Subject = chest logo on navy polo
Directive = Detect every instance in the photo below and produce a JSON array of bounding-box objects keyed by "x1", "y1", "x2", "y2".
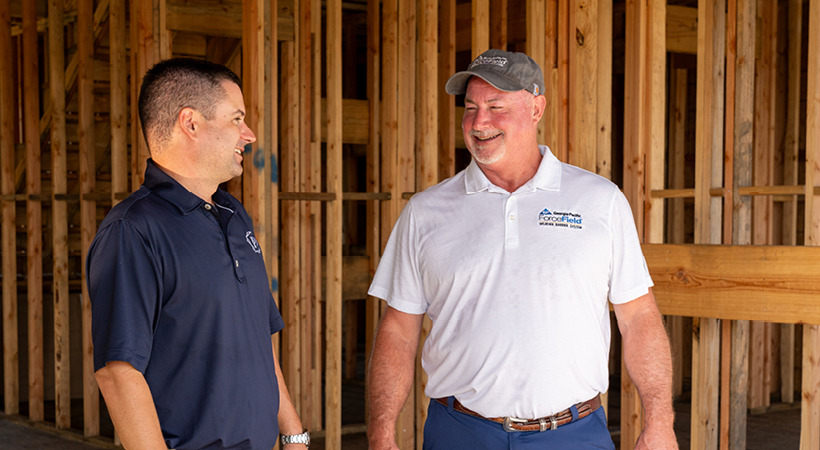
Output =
[
  {"x1": 538, "y1": 208, "x2": 583, "y2": 229},
  {"x1": 245, "y1": 231, "x2": 261, "y2": 253}
]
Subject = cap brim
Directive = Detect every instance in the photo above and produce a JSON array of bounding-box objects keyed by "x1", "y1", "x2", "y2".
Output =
[{"x1": 445, "y1": 71, "x2": 526, "y2": 95}]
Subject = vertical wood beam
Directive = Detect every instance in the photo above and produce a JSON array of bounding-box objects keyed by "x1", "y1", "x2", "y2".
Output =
[
  {"x1": 110, "y1": 0, "x2": 128, "y2": 207},
  {"x1": 22, "y1": 0, "x2": 43, "y2": 422},
  {"x1": 308, "y1": 0, "x2": 323, "y2": 430},
  {"x1": 365, "y1": 0, "x2": 382, "y2": 402},
  {"x1": 48, "y1": 0, "x2": 71, "y2": 429},
  {"x1": 730, "y1": 0, "x2": 756, "y2": 447},
  {"x1": 398, "y1": 0, "x2": 416, "y2": 447},
  {"x1": 325, "y1": 0, "x2": 343, "y2": 446},
  {"x1": 543, "y1": 0, "x2": 558, "y2": 151},
  {"x1": 692, "y1": 1, "x2": 726, "y2": 449},
  {"x1": 490, "y1": 0, "x2": 507, "y2": 50},
  {"x1": 780, "y1": 0, "x2": 803, "y2": 407},
  {"x1": 801, "y1": 1, "x2": 820, "y2": 449},
  {"x1": 621, "y1": 1, "x2": 666, "y2": 447},
  {"x1": 472, "y1": 0, "x2": 489, "y2": 56},
  {"x1": 131, "y1": 0, "x2": 160, "y2": 187},
  {"x1": 437, "y1": 0, "x2": 456, "y2": 180},
  {"x1": 749, "y1": 0, "x2": 777, "y2": 411},
  {"x1": 525, "y1": 0, "x2": 546, "y2": 146},
  {"x1": 0, "y1": 0, "x2": 18, "y2": 417},
  {"x1": 78, "y1": 0, "x2": 99, "y2": 436},
  {"x1": 595, "y1": 0, "x2": 612, "y2": 180},
  {"x1": 570, "y1": 0, "x2": 598, "y2": 172},
  {"x1": 416, "y1": 1, "x2": 438, "y2": 446}
]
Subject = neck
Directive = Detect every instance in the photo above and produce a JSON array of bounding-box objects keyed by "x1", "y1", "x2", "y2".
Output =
[
  {"x1": 477, "y1": 144, "x2": 542, "y2": 192},
  {"x1": 152, "y1": 158, "x2": 217, "y2": 203}
]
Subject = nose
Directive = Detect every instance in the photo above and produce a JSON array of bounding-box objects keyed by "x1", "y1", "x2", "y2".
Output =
[
  {"x1": 467, "y1": 107, "x2": 491, "y2": 131},
  {"x1": 241, "y1": 123, "x2": 257, "y2": 144}
]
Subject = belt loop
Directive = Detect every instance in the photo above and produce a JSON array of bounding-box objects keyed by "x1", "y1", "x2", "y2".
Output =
[
  {"x1": 447, "y1": 396, "x2": 455, "y2": 412},
  {"x1": 570, "y1": 404, "x2": 579, "y2": 422}
]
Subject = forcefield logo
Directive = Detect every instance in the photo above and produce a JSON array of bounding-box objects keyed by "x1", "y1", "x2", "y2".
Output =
[{"x1": 538, "y1": 208, "x2": 583, "y2": 229}]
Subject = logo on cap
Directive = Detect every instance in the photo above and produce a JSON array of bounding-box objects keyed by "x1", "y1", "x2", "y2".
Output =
[{"x1": 469, "y1": 55, "x2": 508, "y2": 69}]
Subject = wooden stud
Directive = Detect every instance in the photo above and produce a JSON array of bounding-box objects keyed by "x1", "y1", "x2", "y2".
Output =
[
  {"x1": 570, "y1": 0, "x2": 598, "y2": 172},
  {"x1": 691, "y1": 1, "x2": 725, "y2": 448},
  {"x1": 595, "y1": 0, "x2": 612, "y2": 180},
  {"x1": 490, "y1": 0, "x2": 507, "y2": 50},
  {"x1": 525, "y1": 0, "x2": 546, "y2": 147},
  {"x1": 364, "y1": 0, "x2": 382, "y2": 408},
  {"x1": 472, "y1": 0, "x2": 489, "y2": 56},
  {"x1": 78, "y1": 0, "x2": 100, "y2": 436},
  {"x1": 801, "y1": 1, "x2": 820, "y2": 449},
  {"x1": 0, "y1": 0, "x2": 18, "y2": 417},
  {"x1": 110, "y1": 0, "x2": 128, "y2": 206},
  {"x1": 780, "y1": 0, "x2": 803, "y2": 407},
  {"x1": 543, "y1": 0, "x2": 558, "y2": 151},
  {"x1": 48, "y1": 0, "x2": 71, "y2": 430},
  {"x1": 21, "y1": 0, "x2": 43, "y2": 422},
  {"x1": 556, "y1": 0, "x2": 569, "y2": 162},
  {"x1": 309, "y1": 0, "x2": 323, "y2": 431},
  {"x1": 325, "y1": 0, "x2": 343, "y2": 445},
  {"x1": 438, "y1": 0, "x2": 456, "y2": 180}
]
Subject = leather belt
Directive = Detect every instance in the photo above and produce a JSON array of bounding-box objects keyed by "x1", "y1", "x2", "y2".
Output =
[{"x1": 434, "y1": 394, "x2": 602, "y2": 432}]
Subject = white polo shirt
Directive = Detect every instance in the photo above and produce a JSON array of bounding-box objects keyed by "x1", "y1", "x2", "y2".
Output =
[{"x1": 368, "y1": 146, "x2": 652, "y2": 419}]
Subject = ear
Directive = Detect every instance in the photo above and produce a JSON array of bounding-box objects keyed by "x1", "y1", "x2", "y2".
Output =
[
  {"x1": 177, "y1": 107, "x2": 198, "y2": 140},
  {"x1": 531, "y1": 95, "x2": 547, "y2": 123}
]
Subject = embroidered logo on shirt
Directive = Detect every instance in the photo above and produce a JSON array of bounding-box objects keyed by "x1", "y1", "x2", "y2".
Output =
[
  {"x1": 246, "y1": 231, "x2": 261, "y2": 253},
  {"x1": 538, "y1": 208, "x2": 583, "y2": 229}
]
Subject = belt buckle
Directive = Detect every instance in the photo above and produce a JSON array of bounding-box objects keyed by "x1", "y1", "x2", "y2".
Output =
[{"x1": 502, "y1": 416, "x2": 528, "y2": 432}]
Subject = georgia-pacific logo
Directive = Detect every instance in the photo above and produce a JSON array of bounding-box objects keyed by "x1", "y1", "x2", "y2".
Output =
[{"x1": 538, "y1": 208, "x2": 583, "y2": 230}]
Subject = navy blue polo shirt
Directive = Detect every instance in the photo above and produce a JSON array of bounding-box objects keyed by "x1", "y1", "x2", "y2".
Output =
[{"x1": 87, "y1": 159, "x2": 285, "y2": 450}]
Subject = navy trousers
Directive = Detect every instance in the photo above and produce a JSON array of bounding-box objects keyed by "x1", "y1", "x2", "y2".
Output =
[{"x1": 422, "y1": 397, "x2": 616, "y2": 450}]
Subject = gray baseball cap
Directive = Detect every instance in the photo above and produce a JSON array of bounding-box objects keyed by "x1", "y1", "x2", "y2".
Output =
[{"x1": 445, "y1": 49, "x2": 545, "y2": 96}]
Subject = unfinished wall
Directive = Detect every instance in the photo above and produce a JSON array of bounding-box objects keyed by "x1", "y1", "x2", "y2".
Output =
[{"x1": 1, "y1": 1, "x2": 819, "y2": 450}]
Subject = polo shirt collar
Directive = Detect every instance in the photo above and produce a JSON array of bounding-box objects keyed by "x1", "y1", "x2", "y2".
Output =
[
  {"x1": 143, "y1": 158, "x2": 218, "y2": 215},
  {"x1": 464, "y1": 145, "x2": 562, "y2": 194}
]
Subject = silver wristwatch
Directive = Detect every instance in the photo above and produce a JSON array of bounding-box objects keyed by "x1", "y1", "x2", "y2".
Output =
[{"x1": 281, "y1": 430, "x2": 310, "y2": 447}]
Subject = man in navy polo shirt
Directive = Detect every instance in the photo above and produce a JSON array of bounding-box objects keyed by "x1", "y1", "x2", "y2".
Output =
[{"x1": 88, "y1": 59, "x2": 309, "y2": 449}]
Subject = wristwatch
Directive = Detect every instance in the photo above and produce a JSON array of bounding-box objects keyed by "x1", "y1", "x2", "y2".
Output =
[{"x1": 281, "y1": 430, "x2": 310, "y2": 447}]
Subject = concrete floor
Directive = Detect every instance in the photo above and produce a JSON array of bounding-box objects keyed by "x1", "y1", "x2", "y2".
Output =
[{"x1": 0, "y1": 401, "x2": 802, "y2": 449}]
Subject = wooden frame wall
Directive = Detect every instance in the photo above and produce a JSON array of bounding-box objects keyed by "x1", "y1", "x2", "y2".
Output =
[{"x1": 1, "y1": 2, "x2": 819, "y2": 450}]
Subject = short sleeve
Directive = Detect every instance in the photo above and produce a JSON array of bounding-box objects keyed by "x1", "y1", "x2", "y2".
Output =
[
  {"x1": 368, "y1": 201, "x2": 428, "y2": 314},
  {"x1": 607, "y1": 191, "x2": 653, "y2": 304},
  {"x1": 87, "y1": 219, "x2": 162, "y2": 372}
]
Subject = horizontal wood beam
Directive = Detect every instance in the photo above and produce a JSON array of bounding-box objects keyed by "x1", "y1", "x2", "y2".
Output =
[
  {"x1": 167, "y1": 0, "x2": 294, "y2": 41},
  {"x1": 667, "y1": 5, "x2": 697, "y2": 54},
  {"x1": 645, "y1": 244, "x2": 820, "y2": 323}
]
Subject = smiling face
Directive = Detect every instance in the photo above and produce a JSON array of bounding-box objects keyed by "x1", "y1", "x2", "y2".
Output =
[
  {"x1": 462, "y1": 77, "x2": 542, "y2": 169},
  {"x1": 195, "y1": 80, "x2": 257, "y2": 185}
]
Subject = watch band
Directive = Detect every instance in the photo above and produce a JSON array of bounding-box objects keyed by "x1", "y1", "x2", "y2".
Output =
[{"x1": 281, "y1": 430, "x2": 310, "y2": 447}]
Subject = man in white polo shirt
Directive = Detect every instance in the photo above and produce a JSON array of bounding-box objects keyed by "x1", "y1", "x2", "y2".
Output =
[{"x1": 366, "y1": 49, "x2": 677, "y2": 449}]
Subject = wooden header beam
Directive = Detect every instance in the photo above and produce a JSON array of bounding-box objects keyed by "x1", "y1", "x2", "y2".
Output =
[{"x1": 646, "y1": 244, "x2": 820, "y2": 324}]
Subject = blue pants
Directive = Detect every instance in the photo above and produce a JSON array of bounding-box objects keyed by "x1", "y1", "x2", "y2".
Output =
[{"x1": 422, "y1": 397, "x2": 616, "y2": 450}]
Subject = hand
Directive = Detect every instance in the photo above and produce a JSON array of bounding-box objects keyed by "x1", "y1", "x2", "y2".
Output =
[
  {"x1": 367, "y1": 428, "x2": 400, "y2": 450},
  {"x1": 634, "y1": 423, "x2": 678, "y2": 450}
]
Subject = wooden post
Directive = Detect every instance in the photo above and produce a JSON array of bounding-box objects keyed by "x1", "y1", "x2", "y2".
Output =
[
  {"x1": 437, "y1": 0, "x2": 456, "y2": 180},
  {"x1": 365, "y1": 0, "x2": 382, "y2": 401},
  {"x1": 110, "y1": 0, "x2": 128, "y2": 207},
  {"x1": 416, "y1": 1, "x2": 438, "y2": 446},
  {"x1": 525, "y1": 0, "x2": 546, "y2": 146},
  {"x1": 780, "y1": 0, "x2": 803, "y2": 407},
  {"x1": 596, "y1": 0, "x2": 612, "y2": 180},
  {"x1": 749, "y1": 0, "x2": 777, "y2": 411},
  {"x1": 801, "y1": 1, "x2": 820, "y2": 449},
  {"x1": 131, "y1": 0, "x2": 158, "y2": 187},
  {"x1": 570, "y1": 0, "x2": 598, "y2": 172},
  {"x1": 472, "y1": 0, "x2": 489, "y2": 56},
  {"x1": 729, "y1": 0, "x2": 755, "y2": 447},
  {"x1": 78, "y1": 0, "x2": 99, "y2": 436},
  {"x1": 692, "y1": 0, "x2": 725, "y2": 448},
  {"x1": 0, "y1": 0, "x2": 18, "y2": 417},
  {"x1": 22, "y1": 0, "x2": 43, "y2": 422},
  {"x1": 48, "y1": 0, "x2": 71, "y2": 429},
  {"x1": 325, "y1": 0, "x2": 343, "y2": 446},
  {"x1": 490, "y1": 0, "x2": 507, "y2": 50}
]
